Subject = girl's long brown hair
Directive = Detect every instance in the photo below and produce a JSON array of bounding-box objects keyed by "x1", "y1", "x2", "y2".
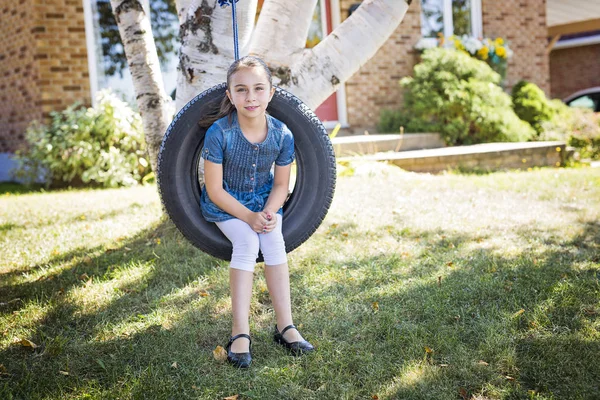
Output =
[{"x1": 198, "y1": 56, "x2": 273, "y2": 128}]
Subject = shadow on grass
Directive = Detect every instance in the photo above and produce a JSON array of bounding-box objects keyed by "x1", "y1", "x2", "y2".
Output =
[{"x1": 1, "y1": 221, "x2": 599, "y2": 399}]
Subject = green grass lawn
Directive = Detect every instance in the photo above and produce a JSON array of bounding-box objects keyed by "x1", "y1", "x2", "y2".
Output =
[{"x1": 1, "y1": 165, "x2": 599, "y2": 399}]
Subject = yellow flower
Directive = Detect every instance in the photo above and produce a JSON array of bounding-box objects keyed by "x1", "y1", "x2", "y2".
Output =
[
  {"x1": 477, "y1": 46, "x2": 489, "y2": 60},
  {"x1": 454, "y1": 39, "x2": 464, "y2": 50},
  {"x1": 496, "y1": 46, "x2": 506, "y2": 58},
  {"x1": 495, "y1": 37, "x2": 504, "y2": 46}
]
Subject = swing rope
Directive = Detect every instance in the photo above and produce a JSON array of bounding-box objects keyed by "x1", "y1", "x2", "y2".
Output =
[{"x1": 218, "y1": 0, "x2": 241, "y2": 61}]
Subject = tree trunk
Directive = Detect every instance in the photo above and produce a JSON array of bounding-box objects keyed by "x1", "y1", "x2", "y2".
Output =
[
  {"x1": 115, "y1": 0, "x2": 411, "y2": 165},
  {"x1": 251, "y1": 0, "x2": 411, "y2": 110},
  {"x1": 176, "y1": 0, "x2": 257, "y2": 109},
  {"x1": 250, "y1": 0, "x2": 318, "y2": 67},
  {"x1": 110, "y1": 0, "x2": 173, "y2": 173}
]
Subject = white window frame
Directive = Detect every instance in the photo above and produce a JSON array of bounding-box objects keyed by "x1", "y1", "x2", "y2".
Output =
[
  {"x1": 83, "y1": 0, "x2": 151, "y2": 105},
  {"x1": 420, "y1": 0, "x2": 482, "y2": 47}
]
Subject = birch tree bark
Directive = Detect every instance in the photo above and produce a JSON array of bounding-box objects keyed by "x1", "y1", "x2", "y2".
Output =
[
  {"x1": 250, "y1": 0, "x2": 411, "y2": 110},
  {"x1": 114, "y1": 0, "x2": 411, "y2": 166},
  {"x1": 176, "y1": 0, "x2": 410, "y2": 110},
  {"x1": 110, "y1": 0, "x2": 173, "y2": 173},
  {"x1": 176, "y1": 0, "x2": 257, "y2": 108}
]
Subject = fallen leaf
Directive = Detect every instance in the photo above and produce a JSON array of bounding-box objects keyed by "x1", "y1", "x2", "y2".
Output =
[
  {"x1": 505, "y1": 375, "x2": 515, "y2": 381},
  {"x1": 513, "y1": 309, "x2": 525, "y2": 317},
  {"x1": 18, "y1": 338, "x2": 38, "y2": 349},
  {"x1": 438, "y1": 276, "x2": 442, "y2": 287},
  {"x1": 372, "y1": 395, "x2": 379, "y2": 400},
  {"x1": 199, "y1": 290, "x2": 209, "y2": 297},
  {"x1": 83, "y1": 256, "x2": 93, "y2": 265},
  {"x1": 79, "y1": 273, "x2": 90, "y2": 281},
  {"x1": 439, "y1": 363, "x2": 449, "y2": 367},
  {"x1": 446, "y1": 261, "x2": 454, "y2": 267},
  {"x1": 223, "y1": 395, "x2": 238, "y2": 400},
  {"x1": 171, "y1": 362, "x2": 178, "y2": 369},
  {"x1": 424, "y1": 346, "x2": 433, "y2": 354},
  {"x1": 59, "y1": 370, "x2": 69, "y2": 376},
  {"x1": 0, "y1": 364, "x2": 7, "y2": 373},
  {"x1": 191, "y1": 385, "x2": 200, "y2": 390},
  {"x1": 372, "y1": 302, "x2": 379, "y2": 313},
  {"x1": 213, "y1": 345, "x2": 227, "y2": 362},
  {"x1": 478, "y1": 360, "x2": 489, "y2": 366},
  {"x1": 458, "y1": 387, "x2": 468, "y2": 400}
]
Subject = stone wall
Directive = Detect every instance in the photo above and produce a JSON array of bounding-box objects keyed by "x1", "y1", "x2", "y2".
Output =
[
  {"x1": 0, "y1": 0, "x2": 90, "y2": 154},
  {"x1": 550, "y1": 44, "x2": 600, "y2": 100}
]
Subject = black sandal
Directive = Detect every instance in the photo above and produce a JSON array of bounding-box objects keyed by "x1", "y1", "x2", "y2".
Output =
[
  {"x1": 273, "y1": 324, "x2": 314, "y2": 356},
  {"x1": 225, "y1": 333, "x2": 252, "y2": 368}
]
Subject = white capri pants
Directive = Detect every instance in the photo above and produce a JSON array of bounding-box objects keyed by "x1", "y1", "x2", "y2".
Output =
[{"x1": 216, "y1": 215, "x2": 287, "y2": 272}]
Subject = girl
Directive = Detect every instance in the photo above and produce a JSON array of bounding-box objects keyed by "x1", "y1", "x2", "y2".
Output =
[{"x1": 200, "y1": 56, "x2": 314, "y2": 368}]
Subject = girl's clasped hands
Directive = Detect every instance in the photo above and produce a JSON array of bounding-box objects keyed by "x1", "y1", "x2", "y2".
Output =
[{"x1": 247, "y1": 211, "x2": 277, "y2": 234}]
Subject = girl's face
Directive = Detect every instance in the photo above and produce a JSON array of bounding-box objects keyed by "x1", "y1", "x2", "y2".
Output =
[{"x1": 226, "y1": 66, "x2": 275, "y2": 122}]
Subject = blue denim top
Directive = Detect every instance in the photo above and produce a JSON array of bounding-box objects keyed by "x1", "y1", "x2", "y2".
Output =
[{"x1": 200, "y1": 112, "x2": 295, "y2": 222}]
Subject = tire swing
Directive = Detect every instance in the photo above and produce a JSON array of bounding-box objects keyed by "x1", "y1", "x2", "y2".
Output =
[{"x1": 156, "y1": 1, "x2": 336, "y2": 261}]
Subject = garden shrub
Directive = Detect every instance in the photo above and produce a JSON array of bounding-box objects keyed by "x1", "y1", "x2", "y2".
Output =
[
  {"x1": 540, "y1": 104, "x2": 600, "y2": 160},
  {"x1": 13, "y1": 90, "x2": 151, "y2": 188},
  {"x1": 377, "y1": 109, "x2": 436, "y2": 134},
  {"x1": 512, "y1": 80, "x2": 557, "y2": 135},
  {"x1": 398, "y1": 48, "x2": 535, "y2": 145}
]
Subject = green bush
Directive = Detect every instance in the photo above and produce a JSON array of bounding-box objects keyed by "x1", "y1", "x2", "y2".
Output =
[
  {"x1": 13, "y1": 90, "x2": 151, "y2": 188},
  {"x1": 511, "y1": 80, "x2": 557, "y2": 135},
  {"x1": 377, "y1": 109, "x2": 437, "y2": 133},
  {"x1": 540, "y1": 104, "x2": 600, "y2": 160},
  {"x1": 398, "y1": 48, "x2": 535, "y2": 145}
]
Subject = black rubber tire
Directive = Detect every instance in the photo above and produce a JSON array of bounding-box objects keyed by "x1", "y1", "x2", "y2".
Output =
[{"x1": 157, "y1": 83, "x2": 336, "y2": 261}]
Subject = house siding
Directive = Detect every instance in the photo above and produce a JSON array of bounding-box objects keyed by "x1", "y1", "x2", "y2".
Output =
[
  {"x1": 550, "y1": 44, "x2": 600, "y2": 100},
  {"x1": 0, "y1": 0, "x2": 90, "y2": 154}
]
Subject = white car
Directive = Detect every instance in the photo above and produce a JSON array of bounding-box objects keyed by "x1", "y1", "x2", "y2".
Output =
[{"x1": 563, "y1": 87, "x2": 600, "y2": 112}]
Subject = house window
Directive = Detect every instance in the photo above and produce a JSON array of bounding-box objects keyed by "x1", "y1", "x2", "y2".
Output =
[
  {"x1": 84, "y1": 0, "x2": 179, "y2": 105},
  {"x1": 421, "y1": 0, "x2": 482, "y2": 39}
]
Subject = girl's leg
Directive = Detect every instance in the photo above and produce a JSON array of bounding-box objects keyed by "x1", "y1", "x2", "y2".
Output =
[
  {"x1": 216, "y1": 219, "x2": 259, "y2": 353},
  {"x1": 259, "y1": 216, "x2": 304, "y2": 343},
  {"x1": 229, "y1": 268, "x2": 254, "y2": 352}
]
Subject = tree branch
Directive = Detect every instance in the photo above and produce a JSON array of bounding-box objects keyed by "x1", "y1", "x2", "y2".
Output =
[
  {"x1": 287, "y1": 0, "x2": 410, "y2": 109},
  {"x1": 177, "y1": 0, "x2": 257, "y2": 108},
  {"x1": 250, "y1": 0, "x2": 318, "y2": 66}
]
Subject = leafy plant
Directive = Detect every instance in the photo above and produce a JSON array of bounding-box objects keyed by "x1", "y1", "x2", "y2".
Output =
[
  {"x1": 416, "y1": 34, "x2": 512, "y2": 81},
  {"x1": 511, "y1": 81, "x2": 558, "y2": 135},
  {"x1": 377, "y1": 109, "x2": 436, "y2": 133},
  {"x1": 398, "y1": 48, "x2": 535, "y2": 145},
  {"x1": 13, "y1": 90, "x2": 151, "y2": 188},
  {"x1": 540, "y1": 105, "x2": 600, "y2": 160}
]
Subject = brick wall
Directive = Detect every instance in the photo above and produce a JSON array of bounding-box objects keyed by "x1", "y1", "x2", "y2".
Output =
[
  {"x1": 482, "y1": 0, "x2": 550, "y2": 94},
  {"x1": 550, "y1": 44, "x2": 600, "y2": 100},
  {"x1": 0, "y1": 0, "x2": 41, "y2": 153},
  {"x1": 339, "y1": 0, "x2": 550, "y2": 131},
  {"x1": 0, "y1": 0, "x2": 90, "y2": 154},
  {"x1": 340, "y1": 0, "x2": 421, "y2": 131}
]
